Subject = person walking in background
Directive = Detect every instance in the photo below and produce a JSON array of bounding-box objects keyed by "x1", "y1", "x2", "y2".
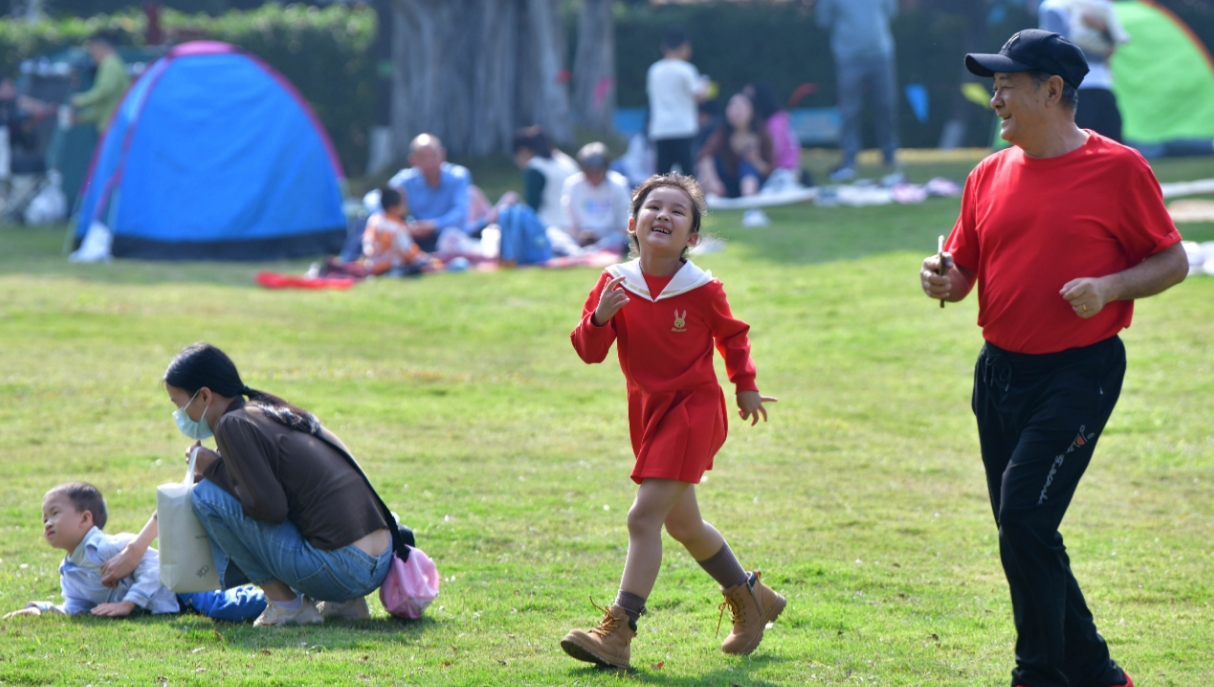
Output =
[
  {"x1": 647, "y1": 27, "x2": 708, "y2": 176},
  {"x1": 71, "y1": 33, "x2": 130, "y2": 133},
  {"x1": 815, "y1": 0, "x2": 899, "y2": 182},
  {"x1": 1039, "y1": 0, "x2": 1130, "y2": 142}
]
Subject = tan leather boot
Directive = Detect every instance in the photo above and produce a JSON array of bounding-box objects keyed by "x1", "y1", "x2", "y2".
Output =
[
  {"x1": 560, "y1": 602, "x2": 635, "y2": 669},
  {"x1": 719, "y1": 571, "x2": 787, "y2": 655}
]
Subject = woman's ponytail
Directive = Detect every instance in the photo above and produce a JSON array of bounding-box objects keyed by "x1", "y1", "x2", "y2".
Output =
[
  {"x1": 166, "y1": 343, "x2": 319, "y2": 435},
  {"x1": 244, "y1": 385, "x2": 320, "y2": 435}
]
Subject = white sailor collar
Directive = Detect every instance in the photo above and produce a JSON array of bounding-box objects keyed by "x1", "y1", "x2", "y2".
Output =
[{"x1": 606, "y1": 258, "x2": 714, "y2": 302}]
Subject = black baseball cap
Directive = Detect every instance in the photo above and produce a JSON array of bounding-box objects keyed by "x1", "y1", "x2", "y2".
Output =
[{"x1": 966, "y1": 29, "x2": 1089, "y2": 89}]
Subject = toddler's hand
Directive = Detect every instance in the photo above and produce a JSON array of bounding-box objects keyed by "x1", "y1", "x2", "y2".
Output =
[
  {"x1": 3, "y1": 606, "x2": 41, "y2": 619},
  {"x1": 737, "y1": 391, "x2": 777, "y2": 426},
  {"x1": 91, "y1": 601, "x2": 136, "y2": 617},
  {"x1": 592, "y1": 276, "x2": 630, "y2": 326}
]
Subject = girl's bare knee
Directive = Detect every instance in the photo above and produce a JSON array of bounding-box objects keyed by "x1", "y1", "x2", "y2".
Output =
[
  {"x1": 627, "y1": 505, "x2": 663, "y2": 537},
  {"x1": 664, "y1": 515, "x2": 702, "y2": 545}
]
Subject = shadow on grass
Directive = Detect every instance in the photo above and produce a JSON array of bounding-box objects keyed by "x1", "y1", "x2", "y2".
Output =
[
  {"x1": 168, "y1": 613, "x2": 443, "y2": 651},
  {"x1": 565, "y1": 653, "x2": 793, "y2": 686}
]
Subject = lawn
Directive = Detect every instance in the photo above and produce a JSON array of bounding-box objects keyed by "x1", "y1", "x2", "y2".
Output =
[{"x1": 0, "y1": 154, "x2": 1211, "y2": 686}]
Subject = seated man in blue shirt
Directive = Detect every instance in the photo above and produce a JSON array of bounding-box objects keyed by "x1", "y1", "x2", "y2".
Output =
[{"x1": 388, "y1": 134, "x2": 472, "y2": 253}]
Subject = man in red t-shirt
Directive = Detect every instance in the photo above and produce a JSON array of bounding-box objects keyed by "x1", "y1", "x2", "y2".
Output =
[{"x1": 919, "y1": 29, "x2": 1187, "y2": 687}]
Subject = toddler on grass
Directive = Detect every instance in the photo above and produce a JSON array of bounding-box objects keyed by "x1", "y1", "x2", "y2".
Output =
[
  {"x1": 3, "y1": 482, "x2": 264, "y2": 621},
  {"x1": 562, "y1": 173, "x2": 785, "y2": 669}
]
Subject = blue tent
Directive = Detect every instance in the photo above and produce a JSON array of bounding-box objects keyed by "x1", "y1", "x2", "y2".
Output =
[{"x1": 76, "y1": 41, "x2": 346, "y2": 260}]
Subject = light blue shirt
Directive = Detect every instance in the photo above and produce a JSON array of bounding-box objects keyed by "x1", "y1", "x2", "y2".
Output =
[
  {"x1": 815, "y1": 0, "x2": 898, "y2": 61},
  {"x1": 387, "y1": 163, "x2": 472, "y2": 233},
  {"x1": 28, "y1": 527, "x2": 178, "y2": 615}
]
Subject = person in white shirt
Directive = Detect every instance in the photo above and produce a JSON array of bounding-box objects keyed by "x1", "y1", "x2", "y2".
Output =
[
  {"x1": 1039, "y1": 0, "x2": 1131, "y2": 142},
  {"x1": 561, "y1": 143, "x2": 633, "y2": 255},
  {"x1": 646, "y1": 27, "x2": 708, "y2": 176}
]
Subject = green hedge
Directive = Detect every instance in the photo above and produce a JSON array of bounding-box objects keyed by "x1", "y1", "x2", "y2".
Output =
[{"x1": 0, "y1": 3, "x2": 375, "y2": 175}]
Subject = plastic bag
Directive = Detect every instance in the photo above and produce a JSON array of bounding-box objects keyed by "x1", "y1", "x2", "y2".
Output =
[
  {"x1": 156, "y1": 447, "x2": 221, "y2": 592},
  {"x1": 379, "y1": 547, "x2": 439, "y2": 619}
]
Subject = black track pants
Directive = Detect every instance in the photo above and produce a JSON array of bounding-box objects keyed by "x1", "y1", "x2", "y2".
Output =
[{"x1": 973, "y1": 336, "x2": 1128, "y2": 687}]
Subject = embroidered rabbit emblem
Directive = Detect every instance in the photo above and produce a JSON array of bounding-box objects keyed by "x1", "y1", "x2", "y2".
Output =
[{"x1": 672, "y1": 309, "x2": 687, "y2": 332}]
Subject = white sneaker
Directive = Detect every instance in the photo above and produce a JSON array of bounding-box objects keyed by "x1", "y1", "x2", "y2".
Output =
[
  {"x1": 317, "y1": 596, "x2": 370, "y2": 620},
  {"x1": 254, "y1": 598, "x2": 324, "y2": 627}
]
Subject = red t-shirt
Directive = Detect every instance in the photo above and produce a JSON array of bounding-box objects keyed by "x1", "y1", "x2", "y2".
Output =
[{"x1": 946, "y1": 133, "x2": 1181, "y2": 354}]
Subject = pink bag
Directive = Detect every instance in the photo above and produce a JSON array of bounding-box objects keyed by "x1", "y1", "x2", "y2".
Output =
[{"x1": 379, "y1": 548, "x2": 440, "y2": 619}]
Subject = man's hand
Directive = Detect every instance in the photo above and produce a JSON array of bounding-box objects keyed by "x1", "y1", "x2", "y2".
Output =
[
  {"x1": 737, "y1": 391, "x2": 777, "y2": 426},
  {"x1": 90, "y1": 601, "x2": 136, "y2": 617},
  {"x1": 1060, "y1": 277, "x2": 1112, "y2": 319},
  {"x1": 921, "y1": 252, "x2": 955, "y2": 300},
  {"x1": 592, "y1": 276, "x2": 630, "y2": 326},
  {"x1": 3, "y1": 607, "x2": 41, "y2": 619}
]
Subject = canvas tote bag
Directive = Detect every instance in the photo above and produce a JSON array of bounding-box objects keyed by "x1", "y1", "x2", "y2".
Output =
[{"x1": 157, "y1": 447, "x2": 221, "y2": 592}]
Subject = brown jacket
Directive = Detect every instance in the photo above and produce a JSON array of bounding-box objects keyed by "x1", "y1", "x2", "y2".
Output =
[{"x1": 204, "y1": 399, "x2": 387, "y2": 550}]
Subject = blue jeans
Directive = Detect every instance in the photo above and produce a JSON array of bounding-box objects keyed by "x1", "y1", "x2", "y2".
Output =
[
  {"x1": 191, "y1": 479, "x2": 392, "y2": 602},
  {"x1": 836, "y1": 53, "x2": 899, "y2": 168}
]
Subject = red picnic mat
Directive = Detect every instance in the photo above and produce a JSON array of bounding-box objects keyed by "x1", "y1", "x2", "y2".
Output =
[{"x1": 254, "y1": 271, "x2": 358, "y2": 290}]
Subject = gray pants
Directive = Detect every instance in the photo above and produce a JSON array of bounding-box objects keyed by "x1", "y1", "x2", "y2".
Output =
[{"x1": 836, "y1": 53, "x2": 899, "y2": 168}]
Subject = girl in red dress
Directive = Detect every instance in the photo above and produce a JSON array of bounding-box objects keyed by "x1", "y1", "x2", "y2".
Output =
[{"x1": 561, "y1": 173, "x2": 785, "y2": 669}]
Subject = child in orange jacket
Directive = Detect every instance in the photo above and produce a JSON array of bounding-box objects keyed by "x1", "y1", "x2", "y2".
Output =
[{"x1": 562, "y1": 173, "x2": 785, "y2": 669}]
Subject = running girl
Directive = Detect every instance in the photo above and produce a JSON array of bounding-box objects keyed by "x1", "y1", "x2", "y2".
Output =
[{"x1": 562, "y1": 173, "x2": 784, "y2": 669}]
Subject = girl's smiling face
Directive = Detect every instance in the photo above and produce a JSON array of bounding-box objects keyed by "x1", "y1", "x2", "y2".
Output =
[{"x1": 629, "y1": 186, "x2": 700, "y2": 259}]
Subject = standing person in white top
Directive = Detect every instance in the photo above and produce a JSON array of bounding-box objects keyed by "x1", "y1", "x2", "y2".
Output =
[
  {"x1": 561, "y1": 142, "x2": 633, "y2": 255},
  {"x1": 647, "y1": 27, "x2": 708, "y2": 176},
  {"x1": 1039, "y1": 0, "x2": 1130, "y2": 142}
]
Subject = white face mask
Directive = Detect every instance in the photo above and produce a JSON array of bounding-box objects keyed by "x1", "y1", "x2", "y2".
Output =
[{"x1": 173, "y1": 389, "x2": 213, "y2": 441}]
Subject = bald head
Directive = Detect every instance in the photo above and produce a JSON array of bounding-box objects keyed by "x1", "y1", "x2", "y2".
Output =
[
  {"x1": 409, "y1": 134, "x2": 445, "y2": 180},
  {"x1": 410, "y1": 134, "x2": 444, "y2": 155}
]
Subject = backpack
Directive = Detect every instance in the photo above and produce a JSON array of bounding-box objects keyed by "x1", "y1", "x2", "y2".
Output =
[{"x1": 497, "y1": 205, "x2": 553, "y2": 265}]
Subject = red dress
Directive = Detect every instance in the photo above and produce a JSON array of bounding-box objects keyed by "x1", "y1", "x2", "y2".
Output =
[{"x1": 571, "y1": 259, "x2": 758, "y2": 484}]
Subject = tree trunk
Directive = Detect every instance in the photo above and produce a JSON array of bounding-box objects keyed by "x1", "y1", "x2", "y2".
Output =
[
  {"x1": 388, "y1": 0, "x2": 571, "y2": 159},
  {"x1": 572, "y1": 0, "x2": 615, "y2": 134}
]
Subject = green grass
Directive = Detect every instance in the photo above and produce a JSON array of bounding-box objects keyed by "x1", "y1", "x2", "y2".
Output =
[{"x1": 0, "y1": 155, "x2": 1212, "y2": 686}]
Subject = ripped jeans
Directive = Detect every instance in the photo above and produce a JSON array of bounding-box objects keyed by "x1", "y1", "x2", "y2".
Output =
[{"x1": 973, "y1": 336, "x2": 1127, "y2": 687}]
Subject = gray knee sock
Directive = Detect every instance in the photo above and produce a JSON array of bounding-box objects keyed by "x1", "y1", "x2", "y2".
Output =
[
  {"x1": 697, "y1": 543, "x2": 749, "y2": 589},
  {"x1": 614, "y1": 590, "x2": 647, "y2": 623}
]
